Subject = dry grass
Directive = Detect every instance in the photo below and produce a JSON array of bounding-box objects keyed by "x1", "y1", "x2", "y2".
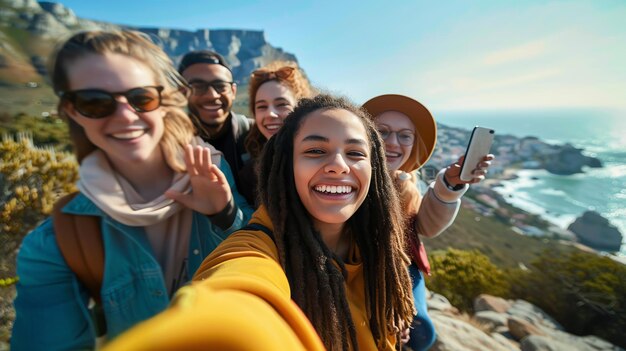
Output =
[
  {"x1": 424, "y1": 206, "x2": 576, "y2": 268},
  {"x1": 0, "y1": 86, "x2": 57, "y2": 116}
]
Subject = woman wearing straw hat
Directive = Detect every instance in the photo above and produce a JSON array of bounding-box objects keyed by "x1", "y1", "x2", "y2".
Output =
[{"x1": 363, "y1": 94, "x2": 494, "y2": 350}]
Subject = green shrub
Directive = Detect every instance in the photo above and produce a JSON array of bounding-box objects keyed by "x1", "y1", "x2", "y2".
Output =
[
  {"x1": 0, "y1": 135, "x2": 77, "y2": 268},
  {"x1": 0, "y1": 113, "x2": 71, "y2": 151},
  {"x1": 426, "y1": 248, "x2": 510, "y2": 312},
  {"x1": 0, "y1": 134, "x2": 77, "y2": 345},
  {"x1": 510, "y1": 251, "x2": 626, "y2": 348}
]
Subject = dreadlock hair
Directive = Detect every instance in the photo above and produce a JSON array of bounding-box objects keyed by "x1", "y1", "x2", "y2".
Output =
[{"x1": 257, "y1": 94, "x2": 415, "y2": 351}]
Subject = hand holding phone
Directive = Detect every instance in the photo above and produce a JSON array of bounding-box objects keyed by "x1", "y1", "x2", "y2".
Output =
[{"x1": 459, "y1": 126, "x2": 495, "y2": 182}]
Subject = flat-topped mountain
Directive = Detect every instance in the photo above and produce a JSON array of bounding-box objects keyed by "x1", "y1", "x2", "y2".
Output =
[{"x1": 0, "y1": 0, "x2": 297, "y2": 114}]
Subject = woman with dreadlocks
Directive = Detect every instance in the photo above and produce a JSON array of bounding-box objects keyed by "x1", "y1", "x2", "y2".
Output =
[{"x1": 103, "y1": 94, "x2": 416, "y2": 351}]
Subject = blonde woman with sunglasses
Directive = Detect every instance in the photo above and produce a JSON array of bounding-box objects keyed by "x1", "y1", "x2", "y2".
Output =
[
  {"x1": 11, "y1": 30, "x2": 252, "y2": 350},
  {"x1": 238, "y1": 61, "x2": 313, "y2": 205}
]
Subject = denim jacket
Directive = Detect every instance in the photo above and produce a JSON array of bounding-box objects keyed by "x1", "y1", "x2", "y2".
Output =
[{"x1": 11, "y1": 162, "x2": 253, "y2": 351}]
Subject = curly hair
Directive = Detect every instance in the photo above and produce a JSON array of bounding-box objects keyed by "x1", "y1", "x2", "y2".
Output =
[
  {"x1": 244, "y1": 61, "x2": 313, "y2": 159},
  {"x1": 257, "y1": 94, "x2": 415, "y2": 350},
  {"x1": 50, "y1": 30, "x2": 199, "y2": 172}
]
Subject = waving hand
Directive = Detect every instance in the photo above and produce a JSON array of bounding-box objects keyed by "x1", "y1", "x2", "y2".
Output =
[{"x1": 166, "y1": 144, "x2": 232, "y2": 215}]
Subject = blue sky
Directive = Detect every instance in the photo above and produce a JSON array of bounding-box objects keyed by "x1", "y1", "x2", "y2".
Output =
[{"x1": 55, "y1": 0, "x2": 626, "y2": 113}]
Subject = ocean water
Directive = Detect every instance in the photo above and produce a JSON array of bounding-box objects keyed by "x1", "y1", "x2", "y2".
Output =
[{"x1": 438, "y1": 109, "x2": 626, "y2": 257}]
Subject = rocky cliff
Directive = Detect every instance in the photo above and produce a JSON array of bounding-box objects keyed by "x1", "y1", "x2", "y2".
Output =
[
  {"x1": 568, "y1": 211, "x2": 623, "y2": 252},
  {"x1": 544, "y1": 143, "x2": 603, "y2": 175},
  {"x1": 428, "y1": 293, "x2": 623, "y2": 351},
  {"x1": 0, "y1": 0, "x2": 297, "y2": 86}
]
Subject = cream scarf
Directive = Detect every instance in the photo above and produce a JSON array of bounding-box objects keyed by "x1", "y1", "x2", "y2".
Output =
[
  {"x1": 77, "y1": 149, "x2": 193, "y2": 295},
  {"x1": 77, "y1": 149, "x2": 190, "y2": 227},
  {"x1": 76, "y1": 139, "x2": 223, "y2": 294}
]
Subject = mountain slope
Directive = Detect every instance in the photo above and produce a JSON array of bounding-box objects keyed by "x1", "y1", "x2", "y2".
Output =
[{"x1": 0, "y1": 0, "x2": 297, "y2": 115}]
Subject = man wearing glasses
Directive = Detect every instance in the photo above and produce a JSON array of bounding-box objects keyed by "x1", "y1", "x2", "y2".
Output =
[{"x1": 179, "y1": 51, "x2": 253, "y2": 183}]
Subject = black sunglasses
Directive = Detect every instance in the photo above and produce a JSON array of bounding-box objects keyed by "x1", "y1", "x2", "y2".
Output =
[
  {"x1": 60, "y1": 86, "x2": 164, "y2": 119},
  {"x1": 188, "y1": 80, "x2": 234, "y2": 96}
]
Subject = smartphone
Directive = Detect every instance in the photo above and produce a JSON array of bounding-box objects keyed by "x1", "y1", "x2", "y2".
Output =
[{"x1": 459, "y1": 126, "x2": 495, "y2": 182}]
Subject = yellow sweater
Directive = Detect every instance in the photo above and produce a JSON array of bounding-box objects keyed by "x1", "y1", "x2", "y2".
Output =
[{"x1": 104, "y1": 206, "x2": 396, "y2": 351}]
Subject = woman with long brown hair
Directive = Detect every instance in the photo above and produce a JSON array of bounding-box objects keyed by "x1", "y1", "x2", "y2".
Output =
[{"x1": 238, "y1": 61, "x2": 312, "y2": 205}]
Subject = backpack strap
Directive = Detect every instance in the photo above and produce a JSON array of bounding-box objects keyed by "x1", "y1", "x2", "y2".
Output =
[
  {"x1": 235, "y1": 114, "x2": 254, "y2": 161},
  {"x1": 242, "y1": 223, "x2": 275, "y2": 243},
  {"x1": 52, "y1": 192, "x2": 104, "y2": 303},
  {"x1": 236, "y1": 113, "x2": 253, "y2": 135}
]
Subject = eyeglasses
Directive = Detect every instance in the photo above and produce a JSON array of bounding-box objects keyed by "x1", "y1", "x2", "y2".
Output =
[
  {"x1": 251, "y1": 66, "x2": 295, "y2": 81},
  {"x1": 377, "y1": 126, "x2": 415, "y2": 146},
  {"x1": 188, "y1": 80, "x2": 234, "y2": 96},
  {"x1": 60, "y1": 86, "x2": 164, "y2": 119}
]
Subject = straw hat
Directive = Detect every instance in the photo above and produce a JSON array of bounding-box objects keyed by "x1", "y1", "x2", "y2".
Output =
[{"x1": 362, "y1": 94, "x2": 437, "y2": 172}]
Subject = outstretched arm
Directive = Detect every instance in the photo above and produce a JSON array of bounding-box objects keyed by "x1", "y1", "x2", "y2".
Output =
[
  {"x1": 414, "y1": 154, "x2": 495, "y2": 238},
  {"x1": 102, "y1": 227, "x2": 325, "y2": 351}
]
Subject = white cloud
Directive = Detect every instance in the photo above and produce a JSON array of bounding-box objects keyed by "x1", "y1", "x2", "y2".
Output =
[
  {"x1": 483, "y1": 39, "x2": 548, "y2": 66},
  {"x1": 450, "y1": 68, "x2": 562, "y2": 92}
]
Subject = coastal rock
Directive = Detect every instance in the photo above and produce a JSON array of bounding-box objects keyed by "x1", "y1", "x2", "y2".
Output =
[
  {"x1": 430, "y1": 311, "x2": 514, "y2": 351},
  {"x1": 544, "y1": 144, "x2": 603, "y2": 175},
  {"x1": 424, "y1": 293, "x2": 624, "y2": 351},
  {"x1": 491, "y1": 332, "x2": 520, "y2": 350},
  {"x1": 427, "y1": 292, "x2": 458, "y2": 313},
  {"x1": 568, "y1": 211, "x2": 623, "y2": 252},
  {"x1": 506, "y1": 300, "x2": 564, "y2": 331},
  {"x1": 475, "y1": 310, "x2": 508, "y2": 328},
  {"x1": 520, "y1": 334, "x2": 579, "y2": 351},
  {"x1": 474, "y1": 294, "x2": 511, "y2": 313},
  {"x1": 508, "y1": 316, "x2": 546, "y2": 340},
  {"x1": 520, "y1": 332, "x2": 623, "y2": 351}
]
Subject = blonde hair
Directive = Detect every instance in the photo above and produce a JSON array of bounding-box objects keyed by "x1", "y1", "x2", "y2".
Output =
[
  {"x1": 244, "y1": 61, "x2": 313, "y2": 159},
  {"x1": 50, "y1": 30, "x2": 195, "y2": 172}
]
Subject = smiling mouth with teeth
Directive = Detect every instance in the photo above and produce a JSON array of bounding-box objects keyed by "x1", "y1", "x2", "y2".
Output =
[
  {"x1": 111, "y1": 130, "x2": 146, "y2": 140},
  {"x1": 201, "y1": 105, "x2": 222, "y2": 111},
  {"x1": 314, "y1": 185, "x2": 354, "y2": 194}
]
